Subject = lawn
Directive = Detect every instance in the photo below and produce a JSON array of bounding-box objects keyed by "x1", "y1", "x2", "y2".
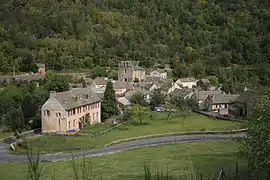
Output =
[
  {"x1": 16, "y1": 112, "x2": 246, "y2": 154},
  {"x1": 0, "y1": 140, "x2": 247, "y2": 180}
]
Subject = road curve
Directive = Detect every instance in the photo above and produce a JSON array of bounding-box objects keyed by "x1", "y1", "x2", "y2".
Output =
[{"x1": 0, "y1": 133, "x2": 246, "y2": 162}]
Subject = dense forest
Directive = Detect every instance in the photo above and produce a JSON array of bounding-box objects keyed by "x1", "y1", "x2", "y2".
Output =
[{"x1": 0, "y1": 0, "x2": 269, "y2": 85}]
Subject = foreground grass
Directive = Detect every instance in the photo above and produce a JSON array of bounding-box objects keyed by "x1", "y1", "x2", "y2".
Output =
[
  {"x1": 16, "y1": 112, "x2": 246, "y2": 154},
  {"x1": 0, "y1": 141, "x2": 247, "y2": 180}
]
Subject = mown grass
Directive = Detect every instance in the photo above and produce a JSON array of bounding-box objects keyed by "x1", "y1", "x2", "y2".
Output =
[
  {"x1": 15, "y1": 112, "x2": 246, "y2": 154},
  {"x1": 0, "y1": 140, "x2": 247, "y2": 180},
  {"x1": 80, "y1": 123, "x2": 114, "y2": 134}
]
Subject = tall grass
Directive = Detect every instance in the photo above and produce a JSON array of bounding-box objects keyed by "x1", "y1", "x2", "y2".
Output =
[{"x1": 25, "y1": 151, "x2": 233, "y2": 180}]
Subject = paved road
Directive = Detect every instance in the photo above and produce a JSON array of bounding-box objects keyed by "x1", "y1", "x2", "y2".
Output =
[{"x1": 0, "y1": 133, "x2": 246, "y2": 162}]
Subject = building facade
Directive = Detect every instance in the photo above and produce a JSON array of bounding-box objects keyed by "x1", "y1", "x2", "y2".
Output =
[
  {"x1": 41, "y1": 88, "x2": 101, "y2": 133},
  {"x1": 118, "y1": 61, "x2": 146, "y2": 82},
  {"x1": 36, "y1": 63, "x2": 46, "y2": 75},
  {"x1": 150, "y1": 69, "x2": 167, "y2": 79}
]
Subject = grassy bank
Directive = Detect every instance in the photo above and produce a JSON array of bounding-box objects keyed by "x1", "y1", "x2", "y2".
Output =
[
  {"x1": 0, "y1": 140, "x2": 246, "y2": 180},
  {"x1": 15, "y1": 112, "x2": 246, "y2": 154}
]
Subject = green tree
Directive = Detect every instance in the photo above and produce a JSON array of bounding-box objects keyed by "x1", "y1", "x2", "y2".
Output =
[
  {"x1": 44, "y1": 73, "x2": 69, "y2": 92},
  {"x1": 131, "y1": 104, "x2": 150, "y2": 124},
  {"x1": 150, "y1": 89, "x2": 166, "y2": 107},
  {"x1": 204, "y1": 76, "x2": 219, "y2": 87},
  {"x1": 101, "y1": 81, "x2": 119, "y2": 120},
  {"x1": 2, "y1": 106, "x2": 25, "y2": 133},
  {"x1": 238, "y1": 93, "x2": 270, "y2": 179},
  {"x1": 130, "y1": 92, "x2": 147, "y2": 106}
]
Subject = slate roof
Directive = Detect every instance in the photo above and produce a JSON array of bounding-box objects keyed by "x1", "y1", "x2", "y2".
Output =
[
  {"x1": 36, "y1": 63, "x2": 45, "y2": 68},
  {"x1": 209, "y1": 94, "x2": 240, "y2": 104},
  {"x1": 113, "y1": 81, "x2": 133, "y2": 90},
  {"x1": 169, "y1": 89, "x2": 192, "y2": 98},
  {"x1": 159, "y1": 81, "x2": 172, "y2": 92},
  {"x1": 138, "y1": 82, "x2": 156, "y2": 90},
  {"x1": 93, "y1": 77, "x2": 107, "y2": 85},
  {"x1": 55, "y1": 88, "x2": 101, "y2": 110},
  {"x1": 125, "y1": 87, "x2": 149, "y2": 101},
  {"x1": 177, "y1": 77, "x2": 196, "y2": 83},
  {"x1": 117, "y1": 97, "x2": 131, "y2": 106},
  {"x1": 144, "y1": 76, "x2": 161, "y2": 82},
  {"x1": 235, "y1": 90, "x2": 255, "y2": 104},
  {"x1": 194, "y1": 90, "x2": 223, "y2": 101}
]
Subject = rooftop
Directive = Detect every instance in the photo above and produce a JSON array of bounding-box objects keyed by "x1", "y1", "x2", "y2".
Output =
[
  {"x1": 194, "y1": 90, "x2": 223, "y2": 101},
  {"x1": 177, "y1": 77, "x2": 196, "y2": 83},
  {"x1": 208, "y1": 94, "x2": 240, "y2": 104},
  {"x1": 54, "y1": 88, "x2": 101, "y2": 110},
  {"x1": 92, "y1": 77, "x2": 108, "y2": 85}
]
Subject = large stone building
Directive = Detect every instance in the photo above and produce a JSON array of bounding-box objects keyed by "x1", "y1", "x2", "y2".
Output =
[
  {"x1": 41, "y1": 88, "x2": 101, "y2": 133},
  {"x1": 118, "y1": 61, "x2": 145, "y2": 82}
]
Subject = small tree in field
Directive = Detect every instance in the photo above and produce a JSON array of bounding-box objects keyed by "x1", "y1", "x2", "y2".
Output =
[
  {"x1": 131, "y1": 105, "x2": 151, "y2": 124},
  {"x1": 101, "y1": 81, "x2": 119, "y2": 121}
]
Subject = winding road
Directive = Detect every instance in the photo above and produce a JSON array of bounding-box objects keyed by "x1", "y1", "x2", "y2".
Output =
[{"x1": 0, "y1": 133, "x2": 246, "y2": 162}]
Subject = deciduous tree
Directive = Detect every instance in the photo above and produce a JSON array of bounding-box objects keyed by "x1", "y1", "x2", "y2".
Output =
[
  {"x1": 238, "y1": 93, "x2": 270, "y2": 179},
  {"x1": 131, "y1": 105, "x2": 151, "y2": 124}
]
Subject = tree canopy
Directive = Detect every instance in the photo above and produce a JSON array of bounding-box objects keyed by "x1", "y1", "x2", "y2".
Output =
[{"x1": 0, "y1": 0, "x2": 269, "y2": 82}]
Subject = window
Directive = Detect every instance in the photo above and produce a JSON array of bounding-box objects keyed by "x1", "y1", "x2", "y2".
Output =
[
  {"x1": 59, "y1": 119, "x2": 60, "y2": 128},
  {"x1": 68, "y1": 121, "x2": 70, "y2": 129},
  {"x1": 73, "y1": 120, "x2": 75, "y2": 127},
  {"x1": 56, "y1": 113, "x2": 61, "y2": 117},
  {"x1": 124, "y1": 69, "x2": 127, "y2": 74},
  {"x1": 73, "y1": 109, "x2": 76, "y2": 115},
  {"x1": 46, "y1": 110, "x2": 50, "y2": 116},
  {"x1": 96, "y1": 112, "x2": 98, "y2": 120},
  {"x1": 93, "y1": 113, "x2": 95, "y2": 121}
]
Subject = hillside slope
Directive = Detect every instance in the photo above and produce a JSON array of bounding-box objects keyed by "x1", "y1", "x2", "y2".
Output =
[{"x1": 0, "y1": 0, "x2": 269, "y2": 73}]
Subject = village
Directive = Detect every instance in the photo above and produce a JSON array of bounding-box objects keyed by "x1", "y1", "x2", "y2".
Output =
[{"x1": 33, "y1": 60, "x2": 253, "y2": 134}]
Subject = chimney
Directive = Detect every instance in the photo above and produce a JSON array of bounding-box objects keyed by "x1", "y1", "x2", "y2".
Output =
[{"x1": 50, "y1": 91, "x2": 56, "y2": 98}]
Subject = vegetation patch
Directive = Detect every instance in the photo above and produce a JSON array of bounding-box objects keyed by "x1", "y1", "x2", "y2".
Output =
[
  {"x1": 14, "y1": 112, "x2": 246, "y2": 154},
  {"x1": 0, "y1": 141, "x2": 247, "y2": 180}
]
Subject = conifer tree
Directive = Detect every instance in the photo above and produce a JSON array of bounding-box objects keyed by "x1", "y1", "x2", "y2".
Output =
[{"x1": 101, "y1": 80, "x2": 119, "y2": 121}]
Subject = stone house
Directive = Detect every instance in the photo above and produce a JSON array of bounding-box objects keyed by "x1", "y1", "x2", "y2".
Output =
[
  {"x1": 229, "y1": 90, "x2": 256, "y2": 117},
  {"x1": 138, "y1": 82, "x2": 159, "y2": 92},
  {"x1": 193, "y1": 90, "x2": 223, "y2": 110},
  {"x1": 113, "y1": 81, "x2": 134, "y2": 97},
  {"x1": 91, "y1": 77, "x2": 108, "y2": 88},
  {"x1": 150, "y1": 69, "x2": 167, "y2": 79},
  {"x1": 176, "y1": 77, "x2": 197, "y2": 89},
  {"x1": 41, "y1": 88, "x2": 101, "y2": 133},
  {"x1": 205, "y1": 94, "x2": 240, "y2": 114},
  {"x1": 169, "y1": 89, "x2": 194, "y2": 100},
  {"x1": 125, "y1": 87, "x2": 150, "y2": 103},
  {"x1": 158, "y1": 81, "x2": 179, "y2": 94},
  {"x1": 118, "y1": 61, "x2": 145, "y2": 82},
  {"x1": 36, "y1": 63, "x2": 46, "y2": 75}
]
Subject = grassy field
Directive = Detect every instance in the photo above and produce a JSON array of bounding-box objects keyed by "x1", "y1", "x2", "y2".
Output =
[
  {"x1": 16, "y1": 112, "x2": 246, "y2": 154},
  {"x1": 0, "y1": 140, "x2": 247, "y2": 180}
]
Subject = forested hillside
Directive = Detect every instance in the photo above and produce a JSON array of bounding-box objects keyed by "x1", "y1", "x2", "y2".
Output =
[{"x1": 0, "y1": 0, "x2": 269, "y2": 75}]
